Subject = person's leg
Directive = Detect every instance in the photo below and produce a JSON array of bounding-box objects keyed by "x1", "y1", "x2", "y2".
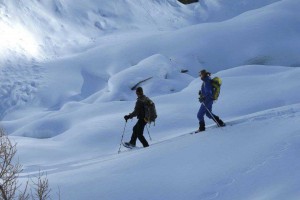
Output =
[
  {"x1": 198, "y1": 120, "x2": 205, "y2": 132},
  {"x1": 129, "y1": 122, "x2": 139, "y2": 146},
  {"x1": 212, "y1": 114, "x2": 226, "y2": 127},
  {"x1": 204, "y1": 101, "x2": 214, "y2": 119},
  {"x1": 204, "y1": 101, "x2": 226, "y2": 127},
  {"x1": 136, "y1": 119, "x2": 149, "y2": 147},
  {"x1": 197, "y1": 104, "x2": 206, "y2": 131}
]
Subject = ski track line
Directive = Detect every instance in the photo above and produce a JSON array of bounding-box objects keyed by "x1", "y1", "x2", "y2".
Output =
[
  {"x1": 21, "y1": 104, "x2": 300, "y2": 177},
  {"x1": 204, "y1": 133, "x2": 300, "y2": 198},
  {"x1": 195, "y1": 139, "x2": 296, "y2": 200},
  {"x1": 244, "y1": 140, "x2": 292, "y2": 174}
]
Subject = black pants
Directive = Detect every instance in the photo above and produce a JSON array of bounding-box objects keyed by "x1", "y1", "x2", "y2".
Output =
[{"x1": 130, "y1": 119, "x2": 149, "y2": 147}]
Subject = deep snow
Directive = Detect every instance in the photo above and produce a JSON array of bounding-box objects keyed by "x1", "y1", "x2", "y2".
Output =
[{"x1": 1, "y1": 0, "x2": 300, "y2": 199}]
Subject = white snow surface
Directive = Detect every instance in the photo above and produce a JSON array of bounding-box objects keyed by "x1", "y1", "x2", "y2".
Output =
[{"x1": 1, "y1": 0, "x2": 300, "y2": 199}]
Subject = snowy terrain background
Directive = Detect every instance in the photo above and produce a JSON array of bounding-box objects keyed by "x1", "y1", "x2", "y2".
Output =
[{"x1": 0, "y1": 0, "x2": 300, "y2": 199}]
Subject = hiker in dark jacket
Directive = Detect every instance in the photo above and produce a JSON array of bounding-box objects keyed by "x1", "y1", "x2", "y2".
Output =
[
  {"x1": 197, "y1": 69, "x2": 225, "y2": 132},
  {"x1": 124, "y1": 87, "x2": 149, "y2": 148}
]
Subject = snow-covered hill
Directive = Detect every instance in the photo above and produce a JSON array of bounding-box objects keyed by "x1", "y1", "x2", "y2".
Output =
[
  {"x1": 1, "y1": 0, "x2": 300, "y2": 199},
  {"x1": 0, "y1": 0, "x2": 286, "y2": 65},
  {"x1": 0, "y1": 0, "x2": 199, "y2": 64},
  {"x1": 2, "y1": 0, "x2": 300, "y2": 120},
  {"x1": 18, "y1": 103, "x2": 300, "y2": 200}
]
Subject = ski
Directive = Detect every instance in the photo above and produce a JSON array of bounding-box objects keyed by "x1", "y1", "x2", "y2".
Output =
[
  {"x1": 190, "y1": 129, "x2": 207, "y2": 134},
  {"x1": 192, "y1": 130, "x2": 203, "y2": 134},
  {"x1": 190, "y1": 123, "x2": 230, "y2": 134}
]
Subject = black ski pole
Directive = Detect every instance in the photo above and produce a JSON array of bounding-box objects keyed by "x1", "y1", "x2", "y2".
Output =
[
  {"x1": 201, "y1": 102, "x2": 221, "y2": 127},
  {"x1": 118, "y1": 121, "x2": 127, "y2": 154}
]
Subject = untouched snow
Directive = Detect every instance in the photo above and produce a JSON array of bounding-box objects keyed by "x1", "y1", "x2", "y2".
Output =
[
  {"x1": 39, "y1": 106, "x2": 300, "y2": 200},
  {"x1": 0, "y1": 0, "x2": 200, "y2": 64},
  {"x1": 0, "y1": 0, "x2": 300, "y2": 199}
]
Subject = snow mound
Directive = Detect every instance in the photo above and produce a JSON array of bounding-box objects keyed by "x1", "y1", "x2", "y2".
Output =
[
  {"x1": 97, "y1": 54, "x2": 193, "y2": 101},
  {"x1": 4, "y1": 65, "x2": 300, "y2": 141}
]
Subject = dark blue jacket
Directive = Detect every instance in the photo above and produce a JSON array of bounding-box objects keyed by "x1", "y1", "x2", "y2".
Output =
[{"x1": 201, "y1": 76, "x2": 213, "y2": 102}]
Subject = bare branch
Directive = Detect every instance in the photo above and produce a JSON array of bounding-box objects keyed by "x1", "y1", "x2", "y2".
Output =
[
  {"x1": 31, "y1": 171, "x2": 51, "y2": 200},
  {"x1": 0, "y1": 127, "x2": 59, "y2": 200},
  {"x1": 0, "y1": 127, "x2": 22, "y2": 200}
]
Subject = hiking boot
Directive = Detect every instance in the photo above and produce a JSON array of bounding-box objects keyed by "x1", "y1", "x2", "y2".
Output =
[
  {"x1": 198, "y1": 121, "x2": 205, "y2": 132},
  {"x1": 216, "y1": 118, "x2": 226, "y2": 127},
  {"x1": 218, "y1": 120, "x2": 226, "y2": 127},
  {"x1": 213, "y1": 115, "x2": 226, "y2": 127}
]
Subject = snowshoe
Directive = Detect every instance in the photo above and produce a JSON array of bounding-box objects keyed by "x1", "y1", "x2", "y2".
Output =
[{"x1": 122, "y1": 142, "x2": 136, "y2": 149}]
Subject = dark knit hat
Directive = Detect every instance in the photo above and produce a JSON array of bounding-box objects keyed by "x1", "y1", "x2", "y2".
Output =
[
  {"x1": 136, "y1": 87, "x2": 144, "y2": 95},
  {"x1": 199, "y1": 69, "x2": 211, "y2": 76}
]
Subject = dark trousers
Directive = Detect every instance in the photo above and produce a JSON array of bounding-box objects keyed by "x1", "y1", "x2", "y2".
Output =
[{"x1": 130, "y1": 119, "x2": 149, "y2": 147}]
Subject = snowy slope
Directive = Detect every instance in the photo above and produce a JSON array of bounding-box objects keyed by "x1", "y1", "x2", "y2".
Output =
[
  {"x1": 0, "y1": 0, "x2": 199, "y2": 64},
  {"x1": 1, "y1": 0, "x2": 300, "y2": 199},
  {"x1": 194, "y1": 0, "x2": 282, "y2": 22},
  {"x1": 15, "y1": 101, "x2": 300, "y2": 200},
  {"x1": 0, "y1": 0, "x2": 287, "y2": 65},
  {"x1": 49, "y1": 106, "x2": 300, "y2": 200},
  {"x1": 8, "y1": 65, "x2": 300, "y2": 200},
  {"x1": 2, "y1": 0, "x2": 300, "y2": 119}
]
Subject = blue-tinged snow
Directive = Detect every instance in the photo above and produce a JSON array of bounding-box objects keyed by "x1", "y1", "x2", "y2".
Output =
[{"x1": 1, "y1": 0, "x2": 300, "y2": 199}]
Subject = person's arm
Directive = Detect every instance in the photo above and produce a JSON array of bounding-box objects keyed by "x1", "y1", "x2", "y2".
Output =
[{"x1": 129, "y1": 101, "x2": 139, "y2": 118}]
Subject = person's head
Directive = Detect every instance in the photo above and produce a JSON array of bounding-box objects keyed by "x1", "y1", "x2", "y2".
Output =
[
  {"x1": 136, "y1": 87, "x2": 144, "y2": 97},
  {"x1": 199, "y1": 69, "x2": 211, "y2": 80}
]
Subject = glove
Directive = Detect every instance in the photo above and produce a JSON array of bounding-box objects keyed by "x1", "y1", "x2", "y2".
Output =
[
  {"x1": 199, "y1": 95, "x2": 205, "y2": 103},
  {"x1": 124, "y1": 115, "x2": 130, "y2": 121}
]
